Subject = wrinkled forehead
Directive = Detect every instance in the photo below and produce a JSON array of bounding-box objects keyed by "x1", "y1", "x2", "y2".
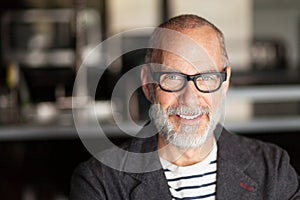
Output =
[
  {"x1": 161, "y1": 51, "x2": 217, "y2": 73},
  {"x1": 149, "y1": 27, "x2": 221, "y2": 73}
]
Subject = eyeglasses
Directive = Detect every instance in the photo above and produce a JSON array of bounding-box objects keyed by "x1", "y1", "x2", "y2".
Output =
[{"x1": 150, "y1": 68, "x2": 227, "y2": 93}]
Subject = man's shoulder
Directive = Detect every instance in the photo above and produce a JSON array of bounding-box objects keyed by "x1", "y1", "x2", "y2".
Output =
[
  {"x1": 72, "y1": 138, "x2": 131, "y2": 178},
  {"x1": 74, "y1": 155, "x2": 115, "y2": 178},
  {"x1": 73, "y1": 134, "x2": 159, "y2": 177},
  {"x1": 218, "y1": 129, "x2": 297, "y2": 179},
  {"x1": 218, "y1": 129, "x2": 290, "y2": 168},
  {"x1": 217, "y1": 129, "x2": 300, "y2": 199},
  {"x1": 220, "y1": 129, "x2": 285, "y2": 155}
]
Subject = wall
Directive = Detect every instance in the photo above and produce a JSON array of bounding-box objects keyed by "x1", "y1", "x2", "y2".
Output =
[
  {"x1": 170, "y1": 0, "x2": 253, "y2": 70},
  {"x1": 253, "y1": 0, "x2": 300, "y2": 68},
  {"x1": 105, "y1": 0, "x2": 253, "y2": 70}
]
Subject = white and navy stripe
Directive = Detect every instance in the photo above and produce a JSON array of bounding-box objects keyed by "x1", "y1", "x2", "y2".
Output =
[{"x1": 160, "y1": 143, "x2": 217, "y2": 200}]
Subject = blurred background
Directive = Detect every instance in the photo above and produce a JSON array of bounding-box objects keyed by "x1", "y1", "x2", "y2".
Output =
[{"x1": 0, "y1": 0, "x2": 300, "y2": 199}]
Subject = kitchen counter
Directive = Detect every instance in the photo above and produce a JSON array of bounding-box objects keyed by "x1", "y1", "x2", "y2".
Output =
[
  {"x1": 1, "y1": 82, "x2": 300, "y2": 141},
  {"x1": 1, "y1": 117, "x2": 300, "y2": 141}
]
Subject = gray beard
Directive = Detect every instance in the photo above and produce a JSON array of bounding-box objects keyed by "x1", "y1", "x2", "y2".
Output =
[{"x1": 149, "y1": 102, "x2": 223, "y2": 149}]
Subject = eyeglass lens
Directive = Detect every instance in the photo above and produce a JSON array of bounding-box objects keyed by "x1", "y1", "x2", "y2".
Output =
[{"x1": 158, "y1": 72, "x2": 223, "y2": 92}]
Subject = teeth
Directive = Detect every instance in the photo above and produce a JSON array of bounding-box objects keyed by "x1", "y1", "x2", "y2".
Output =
[{"x1": 179, "y1": 113, "x2": 201, "y2": 120}]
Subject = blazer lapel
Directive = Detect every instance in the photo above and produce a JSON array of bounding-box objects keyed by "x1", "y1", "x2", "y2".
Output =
[
  {"x1": 126, "y1": 170, "x2": 172, "y2": 200},
  {"x1": 216, "y1": 157, "x2": 259, "y2": 199},
  {"x1": 216, "y1": 130, "x2": 259, "y2": 200},
  {"x1": 121, "y1": 125, "x2": 173, "y2": 200}
]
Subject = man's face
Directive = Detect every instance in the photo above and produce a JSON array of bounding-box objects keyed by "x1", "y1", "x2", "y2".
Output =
[{"x1": 143, "y1": 26, "x2": 231, "y2": 149}]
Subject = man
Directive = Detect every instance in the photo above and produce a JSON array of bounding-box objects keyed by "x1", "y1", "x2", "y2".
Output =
[{"x1": 70, "y1": 15, "x2": 300, "y2": 199}]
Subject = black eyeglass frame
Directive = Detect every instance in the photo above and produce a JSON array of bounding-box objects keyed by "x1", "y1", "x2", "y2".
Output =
[{"x1": 150, "y1": 67, "x2": 227, "y2": 93}]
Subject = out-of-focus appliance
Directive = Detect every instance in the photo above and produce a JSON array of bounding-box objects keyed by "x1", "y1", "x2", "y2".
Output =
[
  {"x1": 251, "y1": 38, "x2": 288, "y2": 70},
  {"x1": 1, "y1": 9, "x2": 101, "y2": 124}
]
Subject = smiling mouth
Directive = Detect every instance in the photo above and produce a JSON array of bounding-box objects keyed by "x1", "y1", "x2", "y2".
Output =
[
  {"x1": 166, "y1": 106, "x2": 210, "y2": 124},
  {"x1": 178, "y1": 113, "x2": 201, "y2": 120},
  {"x1": 174, "y1": 113, "x2": 206, "y2": 124}
]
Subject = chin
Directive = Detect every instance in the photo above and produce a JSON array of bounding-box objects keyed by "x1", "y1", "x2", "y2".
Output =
[
  {"x1": 162, "y1": 124, "x2": 213, "y2": 149},
  {"x1": 149, "y1": 103, "x2": 221, "y2": 149}
]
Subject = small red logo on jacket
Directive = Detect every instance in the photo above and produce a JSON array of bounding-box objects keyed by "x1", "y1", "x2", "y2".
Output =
[{"x1": 239, "y1": 182, "x2": 253, "y2": 191}]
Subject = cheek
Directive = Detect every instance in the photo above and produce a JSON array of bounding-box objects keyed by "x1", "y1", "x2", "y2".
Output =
[
  {"x1": 153, "y1": 87, "x2": 223, "y2": 109},
  {"x1": 195, "y1": 93, "x2": 220, "y2": 110},
  {"x1": 206, "y1": 91, "x2": 224, "y2": 111},
  {"x1": 155, "y1": 91, "x2": 179, "y2": 109},
  {"x1": 204, "y1": 94, "x2": 214, "y2": 108}
]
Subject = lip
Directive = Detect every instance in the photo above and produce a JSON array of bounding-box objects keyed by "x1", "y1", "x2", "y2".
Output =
[{"x1": 173, "y1": 114, "x2": 205, "y2": 125}]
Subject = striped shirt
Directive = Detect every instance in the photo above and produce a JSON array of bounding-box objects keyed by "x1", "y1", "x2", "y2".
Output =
[{"x1": 160, "y1": 143, "x2": 217, "y2": 200}]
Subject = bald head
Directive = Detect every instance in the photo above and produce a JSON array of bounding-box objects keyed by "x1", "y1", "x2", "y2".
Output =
[{"x1": 145, "y1": 14, "x2": 229, "y2": 67}]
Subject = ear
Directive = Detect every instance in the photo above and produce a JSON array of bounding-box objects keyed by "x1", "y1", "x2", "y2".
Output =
[
  {"x1": 223, "y1": 66, "x2": 231, "y2": 93},
  {"x1": 141, "y1": 65, "x2": 154, "y2": 102}
]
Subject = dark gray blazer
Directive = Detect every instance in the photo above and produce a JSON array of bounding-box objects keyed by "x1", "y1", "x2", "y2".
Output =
[{"x1": 70, "y1": 129, "x2": 300, "y2": 200}]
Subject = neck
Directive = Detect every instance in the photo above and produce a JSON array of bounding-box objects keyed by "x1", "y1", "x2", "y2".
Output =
[{"x1": 158, "y1": 134, "x2": 215, "y2": 166}]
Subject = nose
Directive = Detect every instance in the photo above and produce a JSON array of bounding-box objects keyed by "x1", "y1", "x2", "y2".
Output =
[{"x1": 178, "y1": 80, "x2": 202, "y2": 106}]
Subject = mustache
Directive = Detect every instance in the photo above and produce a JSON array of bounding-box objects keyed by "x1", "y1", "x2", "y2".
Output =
[{"x1": 166, "y1": 105, "x2": 210, "y2": 116}]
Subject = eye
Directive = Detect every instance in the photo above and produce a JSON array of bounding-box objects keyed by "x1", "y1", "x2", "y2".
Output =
[
  {"x1": 160, "y1": 73, "x2": 183, "y2": 82},
  {"x1": 167, "y1": 74, "x2": 181, "y2": 80},
  {"x1": 201, "y1": 74, "x2": 216, "y2": 81}
]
